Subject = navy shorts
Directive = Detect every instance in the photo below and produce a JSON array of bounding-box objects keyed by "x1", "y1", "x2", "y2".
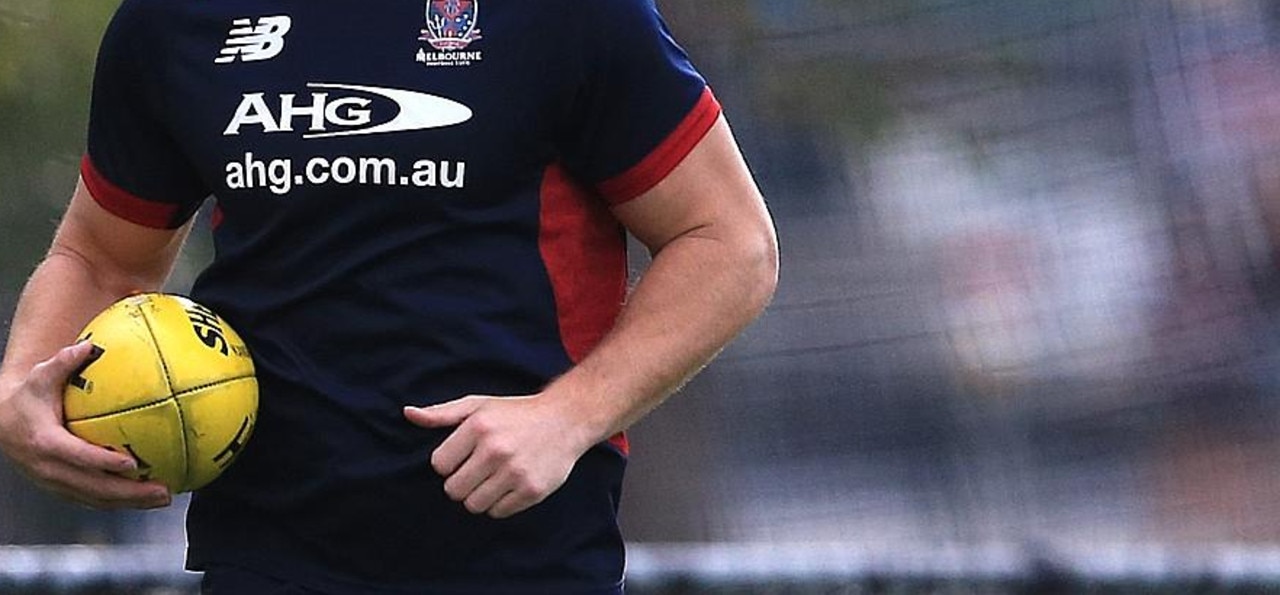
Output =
[
  {"x1": 200, "y1": 565, "x2": 325, "y2": 595},
  {"x1": 198, "y1": 563, "x2": 627, "y2": 594}
]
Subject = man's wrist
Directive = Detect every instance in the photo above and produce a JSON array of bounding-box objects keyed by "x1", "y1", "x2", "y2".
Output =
[{"x1": 540, "y1": 374, "x2": 622, "y2": 453}]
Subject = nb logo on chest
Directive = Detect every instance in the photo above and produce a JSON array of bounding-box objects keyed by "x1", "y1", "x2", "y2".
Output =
[{"x1": 215, "y1": 16, "x2": 292, "y2": 64}]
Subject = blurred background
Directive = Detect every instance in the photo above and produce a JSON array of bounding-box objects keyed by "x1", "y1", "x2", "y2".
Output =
[{"x1": 7, "y1": 0, "x2": 1280, "y2": 592}]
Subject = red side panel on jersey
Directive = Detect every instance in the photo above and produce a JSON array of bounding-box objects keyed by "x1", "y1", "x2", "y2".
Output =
[
  {"x1": 211, "y1": 204, "x2": 225, "y2": 230},
  {"x1": 539, "y1": 163, "x2": 630, "y2": 455},
  {"x1": 597, "y1": 88, "x2": 722, "y2": 205},
  {"x1": 80, "y1": 155, "x2": 183, "y2": 229}
]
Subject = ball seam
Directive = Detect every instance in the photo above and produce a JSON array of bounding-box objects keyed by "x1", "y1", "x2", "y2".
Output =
[
  {"x1": 63, "y1": 375, "x2": 258, "y2": 423},
  {"x1": 137, "y1": 297, "x2": 191, "y2": 490}
]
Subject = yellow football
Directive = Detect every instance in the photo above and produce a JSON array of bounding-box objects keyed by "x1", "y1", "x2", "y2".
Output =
[{"x1": 63, "y1": 293, "x2": 257, "y2": 493}]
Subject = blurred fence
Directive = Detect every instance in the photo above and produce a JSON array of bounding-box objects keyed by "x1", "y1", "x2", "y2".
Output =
[{"x1": 7, "y1": 543, "x2": 1280, "y2": 594}]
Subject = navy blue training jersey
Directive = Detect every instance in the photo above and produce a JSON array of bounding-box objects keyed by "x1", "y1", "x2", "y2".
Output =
[{"x1": 81, "y1": 1, "x2": 720, "y2": 592}]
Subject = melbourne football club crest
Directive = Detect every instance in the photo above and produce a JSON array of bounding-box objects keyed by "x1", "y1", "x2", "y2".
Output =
[{"x1": 420, "y1": 0, "x2": 482, "y2": 51}]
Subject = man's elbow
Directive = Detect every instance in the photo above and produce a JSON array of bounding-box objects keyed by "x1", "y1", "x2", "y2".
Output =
[
  {"x1": 738, "y1": 215, "x2": 780, "y2": 316},
  {"x1": 45, "y1": 241, "x2": 166, "y2": 298}
]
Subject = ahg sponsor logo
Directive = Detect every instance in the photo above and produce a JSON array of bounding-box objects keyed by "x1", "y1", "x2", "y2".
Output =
[{"x1": 223, "y1": 83, "x2": 473, "y2": 139}]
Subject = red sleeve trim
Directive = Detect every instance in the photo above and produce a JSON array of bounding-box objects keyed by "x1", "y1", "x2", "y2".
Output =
[
  {"x1": 597, "y1": 87, "x2": 722, "y2": 205},
  {"x1": 80, "y1": 154, "x2": 183, "y2": 229},
  {"x1": 608, "y1": 433, "x2": 629, "y2": 456}
]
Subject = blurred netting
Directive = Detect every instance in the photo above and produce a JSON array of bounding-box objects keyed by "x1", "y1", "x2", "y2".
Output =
[
  {"x1": 9, "y1": 0, "x2": 1280, "y2": 592},
  {"x1": 623, "y1": 0, "x2": 1280, "y2": 588}
]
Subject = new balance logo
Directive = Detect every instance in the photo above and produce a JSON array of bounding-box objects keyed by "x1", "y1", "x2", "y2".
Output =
[{"x1": 215, "y1": 16, "x2": 292, "y2": 64}]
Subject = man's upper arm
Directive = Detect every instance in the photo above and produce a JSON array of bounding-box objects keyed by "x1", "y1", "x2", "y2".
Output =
[
  {"x1": 52, "y1": 178, "x2": 192, "y2": 293},
  {"x1": 611, "y1": 116, "x2": 776, "y2": 257}
]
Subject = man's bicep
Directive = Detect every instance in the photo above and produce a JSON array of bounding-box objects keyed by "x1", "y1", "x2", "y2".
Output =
[
  {"x1": 612, "y1": 117, "x2": 773, "y2": 254},
  {"x1": 52, "y1": 178, "x2": 193, "y2": 291}
]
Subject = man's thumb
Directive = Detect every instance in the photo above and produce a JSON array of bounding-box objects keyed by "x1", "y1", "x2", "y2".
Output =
[{"x1": 32, "y1": 341, "x2": 103, "y2": 392}]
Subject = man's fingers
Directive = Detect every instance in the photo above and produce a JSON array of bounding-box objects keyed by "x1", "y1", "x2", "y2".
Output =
[
  {"x1": 443, "y1": 452, "x2": 496, "y2": 503},
  {"x1": 42, "y1": 427, "x2": 137, "y2": 474},
  {"x1": 29, "y1": 430, "x2": 168, "y2": 509},
  {"x1": 410, "y1": 397, "x2": 491, "y2": 475},
  {"x1": 30, "y1": 446, "x2": 168, "y2": 510},
  {"x1": 403, "y1": 396, "x2": 486, "y2": 429},
  {"x1": 487, "y1": 489, "x2": 534, "y2": 520},
  {"x1": 20, "y1": 423, "x2": 162, "y2": 508},
  {"x1": 54, "y1": 473, "x2": 170, "y2": 510},
  {"x1": 462, "y1": 475, "x2": 512, "y2": 516},
  {"x1": 75, "y1": 475, "x2": 170, "y2": 510},
  {"x1": 430, "y1": 422, "x2": 479, "y2": 477},
  {"x1": 27, "y1": 341, "x2": 97, "y2": 394}
]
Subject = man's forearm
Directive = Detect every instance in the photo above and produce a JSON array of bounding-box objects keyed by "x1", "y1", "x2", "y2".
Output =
[
  {"x1": 0, "y1": 251, "x2": 140, "y2": 388},
  {"x1": 2, "y1": 184, "x2": 190, "y2": 390},
  {"x1": 544, "y1": 224, "x2": 778, "y2": 448}
]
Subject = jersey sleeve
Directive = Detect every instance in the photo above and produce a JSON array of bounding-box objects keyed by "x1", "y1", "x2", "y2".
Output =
[
  {"x1": 561, "y1": 0, "x2": 722, "y2": 205},
  {"x1": 82, "y1": 0, "x2": 208, "y2": 229}
]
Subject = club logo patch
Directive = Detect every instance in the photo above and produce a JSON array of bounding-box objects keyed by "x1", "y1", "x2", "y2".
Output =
[{"x1": 417, "y1": 0, "x2": 483, "y2": 67}]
